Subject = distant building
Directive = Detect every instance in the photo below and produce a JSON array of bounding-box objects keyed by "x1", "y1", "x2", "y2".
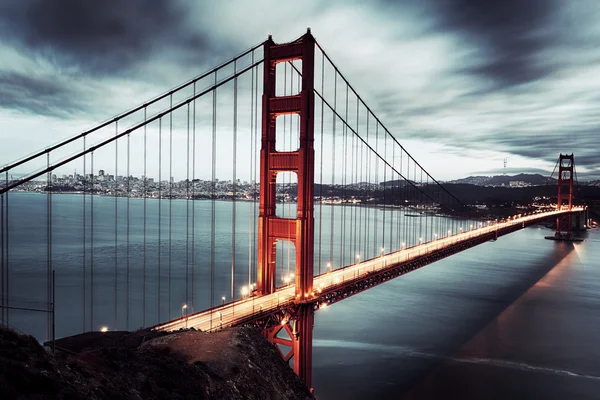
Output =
[{"x1": 509, "y1": 181, "x2": 529, "y2": 188}]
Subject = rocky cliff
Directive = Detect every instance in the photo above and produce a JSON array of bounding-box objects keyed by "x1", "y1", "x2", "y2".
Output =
[{"x1": 0, "y1": 326, "x2": 314, "y2": 400}]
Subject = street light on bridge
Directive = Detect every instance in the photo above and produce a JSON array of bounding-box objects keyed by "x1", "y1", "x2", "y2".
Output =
[
  {"x1": 241, "y1": 286, "x2": 249, "y2": 297},
  {"x1": 181, "y1": 304, "x2": 187, "y2": 318}
]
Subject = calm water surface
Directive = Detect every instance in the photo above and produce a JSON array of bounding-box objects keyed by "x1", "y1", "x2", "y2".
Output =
[{"x1": 313, "y1": 224, "x2": 600, "y2": 399}]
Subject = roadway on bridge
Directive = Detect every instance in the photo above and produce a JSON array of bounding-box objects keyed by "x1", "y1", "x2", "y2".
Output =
[{"x1": 154, "y1": 208, "x2": 580, "y2": 333}]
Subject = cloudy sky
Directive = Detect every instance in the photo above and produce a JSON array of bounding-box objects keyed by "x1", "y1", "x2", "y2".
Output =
[{"x1": 0, "y1": 0, "x2": 599, "y2": 181}]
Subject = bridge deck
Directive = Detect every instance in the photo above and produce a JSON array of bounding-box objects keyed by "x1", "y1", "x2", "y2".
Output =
[{"x1": 153, "y1": 208, "x2": 581, "y2": 333}]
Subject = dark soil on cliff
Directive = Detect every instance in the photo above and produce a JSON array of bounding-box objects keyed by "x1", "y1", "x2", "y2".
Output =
[{"x1": 0, "y1": 326, "x2": 314, "y2": 400}]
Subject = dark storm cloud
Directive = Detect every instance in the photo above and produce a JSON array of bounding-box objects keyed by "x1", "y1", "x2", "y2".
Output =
[
  {"x1": 0, "y1": 71, "x2": 86, "y2": 117},
  {"x1": 0, "y1": 0, "x2": 217, "y2": 75},
  {"x1": 434, "y1": 0, "x2": 559, "y2": 89}
]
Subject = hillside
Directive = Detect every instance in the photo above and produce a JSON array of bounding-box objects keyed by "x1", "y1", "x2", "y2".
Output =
[
  {"x1": 447, "y1": 173, "x2": 555, "y2": 186},
  {"x1": 0, "y1": 326, "x2": 314, "y2": 400}
]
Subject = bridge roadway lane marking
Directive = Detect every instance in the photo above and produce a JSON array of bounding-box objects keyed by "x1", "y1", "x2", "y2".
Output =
[{"x1": 153, "y1": 209, "x2": 582, "y2": 333}]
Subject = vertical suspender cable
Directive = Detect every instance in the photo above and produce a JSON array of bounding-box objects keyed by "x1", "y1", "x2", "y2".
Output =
[
  {"x1": 318, "y1": 53, "x2": 324, "y2": 275},
  {"x1": 46, "y1": 153, "x2": 52, "y2": 339},
  {"x1": 390, "y1": 141, "x2": 395, "y2": 252},
  {"x1": 231, "y1": 63, "x2": 237, "y2": 299},
  {"x1": 3, "y1": 174, "x2": 6, "y2": 327},
  {"x1": 3, "y1": 172, "x2": 6, "y2": 327},
  {"x1": 329, "y1": 73, "x2": 337, "y2": 266},
  {"x1": 365, "y1": 114, "x2": 370, "y2": 256},
  {"x1": 254, "y1": 64, "x2": 259, "y2": 284},
  {"x1": 186, "y1": 103, "x2": 190, "y2": 308},
  {"x1": 340, "y1": 85, "x2": 347, "y2": 268},
  {"x1": 192, "y1": 84, "x2": 197, "y2": 310},
  {"x1": 211, "y1": 71, "x2": 217, "y2": 328},
  {"x1": 382, "y1": 129, "x2": 387, "y2": 253},
  {"x1": 169, "y1": 95, "x2": 173, "y2": 318},
  {"x1": 354, "y1": 99, "x2": 360, "y2": 258},
  {"x1": 373, "y1": 123, "x2": 385, "y2": 253},
  {"x1": 114, "y1": 121, "x2": 118, "y2": 330},
  {"x1": 90, "y1": 151, "x2": 94, "y2": 329},
  {"x1": 143, "y1": 106, "x2": 147, "y2": 327},
  {"x1": 82, "y1": 138, "x2": 86, "y2": 331},
  {"x1": 0, "y1": 180, "x2": 3, "y2": 327},
  {"x1": 126, "y1": 133, "x2": 130, "y2": 330},
  {"x1": 158, "y1": 118, "x2": 162, "y2": 322}
]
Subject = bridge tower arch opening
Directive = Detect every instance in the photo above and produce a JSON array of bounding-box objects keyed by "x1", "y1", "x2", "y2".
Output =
[{"x1": 258, "y1": 29, "x2": 315, "y2": 389}]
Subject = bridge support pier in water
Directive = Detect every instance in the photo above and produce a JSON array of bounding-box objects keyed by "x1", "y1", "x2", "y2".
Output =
[{"x1": 262, "y1": 304, "x2": 314, "y2": 390}]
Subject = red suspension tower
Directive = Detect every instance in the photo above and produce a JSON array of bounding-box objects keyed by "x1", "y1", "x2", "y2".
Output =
[
  {"x1": 555, "y1": 153, "x2": 574, "y2": 238},
  {"x1": 258, "y1": 30, "x2": 315, "y2": 388}
]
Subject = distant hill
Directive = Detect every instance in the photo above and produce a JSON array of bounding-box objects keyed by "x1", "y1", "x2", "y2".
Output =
[{"x1": 447, "y1": 174, "x2": 555, "y2": 186}]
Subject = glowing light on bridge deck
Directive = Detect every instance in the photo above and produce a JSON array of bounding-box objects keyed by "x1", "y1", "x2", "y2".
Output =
[
  {"x1": 356, "y1": 254, "x2": 360, "y2": 261},
  {"x1": 319, "y1": 303, "x2": 328, "y2": 310},
  {"x1": 380, "y1": 247, "x2": 384, "y2": 255},
  {"x1": 448, "y1": 230, "x2": 452, "y2": 235},
  {"x1": 100, "y1": 326, "x2": 108, "y2": 333},
  {"x1": 401, "y1": 242, "x2": 405, "y2": 248},
  {"x1": 241, "y1": 286, "x2": 249, "y2": 296}
]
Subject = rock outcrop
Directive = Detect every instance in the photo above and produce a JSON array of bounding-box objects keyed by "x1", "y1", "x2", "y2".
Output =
[{"x1": 0, "y1": 326, "x2": 314, "y2": 400}]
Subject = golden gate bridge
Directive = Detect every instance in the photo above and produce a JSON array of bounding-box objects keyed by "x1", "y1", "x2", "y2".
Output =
[{"x1": 0, "y1": 29, "x2": 587, "y2": 389}]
